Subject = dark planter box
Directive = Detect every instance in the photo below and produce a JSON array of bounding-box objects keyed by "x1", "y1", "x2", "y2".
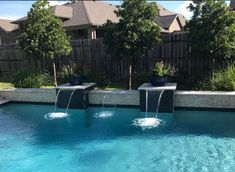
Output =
[
  {"x1": 69, "y1": 75, "x2": 86, "y2": 86},
  {"x1": 150, "y1": 74, "x2": 168, "y2": 86},
  {"x1": 138, "y1": 83, "x2": 177, "y2": 113},
  {"x1": 56, "y1": 83, "x2": 96, "y2": 109}
]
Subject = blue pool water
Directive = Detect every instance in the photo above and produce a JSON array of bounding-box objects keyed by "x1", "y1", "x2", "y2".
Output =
[{"x1": 0, "y1": 103, "x2": 235, "y2": 172}]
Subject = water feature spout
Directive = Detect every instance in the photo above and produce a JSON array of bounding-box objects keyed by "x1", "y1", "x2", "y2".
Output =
[
  {"x1": 94, "y1": 95, "x2": 117, "y2": 118},
  {"x1": 102, "y1": 95, "x2": 106, "y2": 112},
  {"x1": 132, "y1": 90, "x2": 165, "y2": 130},
  {"x1": 145, "y1": 90, "x2": 148, "y2": 118},
  {"x1": 65, "y1": 89, "x2": 77, "y2": 114},
  {"x1": 156, "y1": 90, "x2": 165, "y2": 118},
  {"x1": 54, "y1": 89, "x2": 62, "y2": 112},
  {"x1": 45, "y1": 89, "x2": 78, "y2": 120}
]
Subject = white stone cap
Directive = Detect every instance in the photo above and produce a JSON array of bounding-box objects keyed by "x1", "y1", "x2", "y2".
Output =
[
  {"x1": 56, "y1": 83, "x2": 96, "y2": 90},
  {"x1": 138, "y1": 83, "x2": 177, "y2": 91}
]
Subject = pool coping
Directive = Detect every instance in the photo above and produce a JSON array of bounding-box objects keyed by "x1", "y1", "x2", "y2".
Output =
[{"x1": 0, "y1": 88, "x2": 234, "y2": 110}]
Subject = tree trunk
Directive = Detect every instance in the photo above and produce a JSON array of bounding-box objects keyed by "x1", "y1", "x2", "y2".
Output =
[
  {"x1": 128, "y1": 57, "x2": 133, "y2": 90},
  {"x1": 53, "y1": 59, "x2": 58, "y2": 87}
]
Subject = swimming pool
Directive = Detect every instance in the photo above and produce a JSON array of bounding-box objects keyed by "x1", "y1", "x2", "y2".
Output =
[{"x1": 0, "y1": 103, "x2": 235, "y2": 172}]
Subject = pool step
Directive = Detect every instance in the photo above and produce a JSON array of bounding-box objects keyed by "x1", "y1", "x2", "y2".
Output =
[{"x1": 0, "y1": 97, "x2": 10, "y2": 105}]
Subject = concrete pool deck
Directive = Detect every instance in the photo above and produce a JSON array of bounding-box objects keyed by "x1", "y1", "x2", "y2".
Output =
[{"x1": 0, "y1": 88, "x2": 234, "y2": 110}]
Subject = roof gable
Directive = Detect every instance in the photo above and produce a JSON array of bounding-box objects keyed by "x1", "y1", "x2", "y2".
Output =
[
  {"x1": 0, "y1": 19, "x2": 18, "y2": 32},
  {"x1": 155, "y1": 2, "x2": 186, "y2": 31},
  {"x1": 83, "y1": 1, "x2": 119, "y2": 26},
  {"x1": 12, "y1": 1, "x2": 186, "y2": 32},
  {"x1": 155, "y1": 14, "x2": 177, "y2": 29},
  {"x1": 63, "y1": 1, "x2": 90, "y2": 28}
]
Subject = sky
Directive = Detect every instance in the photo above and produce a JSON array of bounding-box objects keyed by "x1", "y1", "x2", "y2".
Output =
[{"x1": 0, "y1": 0, "x2": 231, "y2": 21}]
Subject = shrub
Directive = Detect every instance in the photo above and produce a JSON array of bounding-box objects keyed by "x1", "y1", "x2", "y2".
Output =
[
  {"x1": 133, "y1": 72, "x2": 150, "y2": 87},
  {"x1": 88, "y1": 71, "x2": 111, "y2": 89},
  {"x1": 153, "y1": 61, "x2": 175, "y2": 76},
  {"x1": 12, "y1": 68, "x2": 52, "y2": 88},
  {"x1": 196, "y1": 63, "x2": 235, "y2": 91},
  {"x1": 58, "y1": 64, "x2": 79, "y2": 84}
]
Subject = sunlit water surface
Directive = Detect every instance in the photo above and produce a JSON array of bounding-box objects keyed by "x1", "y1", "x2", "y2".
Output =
[{"x1": 0, "y1": 103, "x2": 235, "y2": 172}]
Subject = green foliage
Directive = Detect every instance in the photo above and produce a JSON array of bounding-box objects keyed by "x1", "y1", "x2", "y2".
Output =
[
  {"x1": 196, "y1": 63, "x2": 235, "y2": 91},
  {"x1": 103, "y1": 0, "x2": 161, "y2": 88},
  {"x1": 19, "y1": 0, "x2": 71, "y2": 60},
  {"x1": 12, "y1": 68, "x2": 52, "y2": 88},
  {"x1": 19, "y1": 0, "x2": 72, "y2": 86},
  {"x1": 133, "y1": 72, "x2": 150, "y2": 86},
  {"x1": 153, "y1": 61, "x2": 175, "y2": 77},
  {"x1": 104, "y1": 0, "x2": 161, "y2": 58},
  {"x1": 187, "y1": 0, "x2": 235, "y2": 60},
  {"x1": 58, "y1": 64, "x2": 80, "y2": 84},
  {"x1": 57, "y1": 63, "x2": 90, "y2": 84},
  {"x1": 89, "y1": 71, "x2": 111, "y2": 89}
]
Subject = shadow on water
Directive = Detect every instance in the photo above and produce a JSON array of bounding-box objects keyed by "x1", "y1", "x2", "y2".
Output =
[
  {"x1": 1, "y1": 103, "x2": 235, "y2": 146},
  {"x1": 173, "y1": 110, "x2": 235, "y2": 137}
]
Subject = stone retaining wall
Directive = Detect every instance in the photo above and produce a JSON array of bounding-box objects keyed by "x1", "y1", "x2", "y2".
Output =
[
  {"x1": 0, "y1": 89, "x2": 234, "y2": 109},
  {"x1": 174, "y1": 91, "x2": 235, "y2": 109}
]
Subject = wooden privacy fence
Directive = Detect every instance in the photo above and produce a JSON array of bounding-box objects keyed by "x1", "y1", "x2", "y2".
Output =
[
  {"x1": 0, "y1": 44, "x2": 24, "y2": 76},
  {"x1": 0, "y1": 32, "x2": 216, "y2": 80}
]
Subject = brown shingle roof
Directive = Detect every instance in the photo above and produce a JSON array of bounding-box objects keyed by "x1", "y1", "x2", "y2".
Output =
[
  {"x1": 83, "y1": 1, "x2": 119, "y2": 25},
  {"x1": 63, "y1": 1, "x2": 119, "y2": 28},
  {"x1": 13, "y1": 5, "x2": 73, "y2": 24},
  {"x1": 63, "y1": 1, "x2": 91, "y2": 28},
  {"x1": 155, "y1": 2, "x2": 186, "y2": 30},
  {"x1": 0, "y1": 19, "x2": 18, "y2": 32},
  {"x1": 155, "y1": 14, "x2": 178, "y2": 29},
  {"x1": 12, "y1": 1, "x2": 186, "y2": 32},
  {"x1": 53, "y1": 5, "x2": 73, "y2": 19}
]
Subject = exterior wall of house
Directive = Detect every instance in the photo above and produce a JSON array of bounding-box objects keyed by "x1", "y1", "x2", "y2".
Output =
[
  {"x1": 67, "y1": 29, "x2": 88, "y2": 40},
  {"x1": 68, "y1": 27, "x2": 104, "y2": 40},
  {"x1": 168, "y1": 18, "x2": 182, "y2": 32},
  {"x1": 0, "y1": 29, "x2": 18, "y2": 45}
]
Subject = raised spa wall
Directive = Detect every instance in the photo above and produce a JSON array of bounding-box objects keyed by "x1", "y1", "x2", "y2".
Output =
[{"x1": 0, "y1": 88, "x2": 235, "y2": 110}]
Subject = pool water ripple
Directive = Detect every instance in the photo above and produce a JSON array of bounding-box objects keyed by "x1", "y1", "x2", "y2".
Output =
[{"x1": 0, "y1": 103, "x2": 235, "y2": 172}]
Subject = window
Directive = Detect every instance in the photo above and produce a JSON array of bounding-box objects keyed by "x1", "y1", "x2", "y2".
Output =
[{"x1": 72, "y1": 29, "x2": 87, "y2": 40}]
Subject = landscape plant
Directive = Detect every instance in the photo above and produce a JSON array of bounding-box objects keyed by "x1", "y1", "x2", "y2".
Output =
[
  {"x1": 196, "y1": 63, "x2": 235, "y2": 91},
  {"x1": 103, "y1": 0, "x2": 161, "y2": 89},
  {"x1": 187, "y1": 0, "x2": 235, "y2": 60},
  {"x1": 153, "y1": 61, "x2": 175, "y2": 77},
  {"x1": 19, "y1": 0, "x2": 72, "y2": 86},
  {"x1": 12, "y1": 68, "x2": 52, "y2": 88}
]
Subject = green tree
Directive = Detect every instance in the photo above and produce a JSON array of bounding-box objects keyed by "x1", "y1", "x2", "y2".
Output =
[
  {"x1": 19, "y1": 0, "x2": 72, "y2": 86},
  {"x1": 187, "y1": 0, "x2": 235, "y2": 60},
  {"x1": 103, "y1": 0, "x2": 161, "y2": 89}
]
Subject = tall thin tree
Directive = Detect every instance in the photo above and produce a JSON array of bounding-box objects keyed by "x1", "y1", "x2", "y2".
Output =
[
  {"x1": 104, "y1": 0, "x2": 161, "y2": 89},
  {"x1": 19, "y1": 0, "x2": 72, "y2": 86}
]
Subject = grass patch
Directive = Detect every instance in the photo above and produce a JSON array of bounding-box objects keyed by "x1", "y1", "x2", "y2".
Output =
[
  {"x1": 0, "y1": 77, "x2": 14, "y2": 90},
  {"x1": 41, "y1": 85, "x2": 54, "y2": 88},
  {"x1": 0, "y1": 77, "x2": 54, "y2": 90},
  {"x1": 101, "y1": 83, "x2": 127, "y2": 90}
]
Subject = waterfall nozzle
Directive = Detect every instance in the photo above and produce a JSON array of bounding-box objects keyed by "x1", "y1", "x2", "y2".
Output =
[
  {"x1": 132, "y1": 89, "x2": 165, "y2": 130},
  {"x1": 45, "y1": 88, "x2": 78, "y2": 120},
  {"x1": 93, "y1": 94, "x2": 117, "y2": 118},
  {"x1": 156, "y1": 90, "x2": 165, "y2": 118}
]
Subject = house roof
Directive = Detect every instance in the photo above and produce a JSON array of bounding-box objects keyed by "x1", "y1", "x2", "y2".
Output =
[
  {"x1": 231, "y1": 0, "x2": 235, "y2": 10},
  {"x1": 13, "y1": 5, "x2": 73, "y2": 24},
  {"x1": 0, "y1": 19, "x2": 18, "y2": 32},
  {"x1": 155, "y1": 2, "x2": 186, "y2": 29},
  {"x1": 63, "y1": 1, "x2": 119, "y2": 28},
  {"x1": 155, "y1": 14, "x2": 178, "y2": 29},
  {"x1": 12, "y1": 1, "x2": 186, "y2": 32}
]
